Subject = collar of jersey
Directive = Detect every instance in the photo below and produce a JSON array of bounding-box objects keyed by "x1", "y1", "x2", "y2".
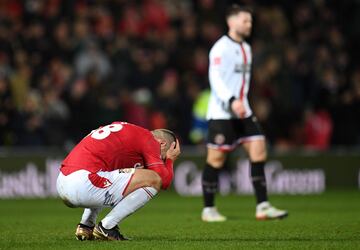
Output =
[{"x1": 225, "y1": 34, "x2": 244, "y2": 45}]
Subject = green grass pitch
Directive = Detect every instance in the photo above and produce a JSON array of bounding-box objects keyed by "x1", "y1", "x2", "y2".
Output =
[{"x1": 0, "y1": 190, "x2": 359, "y2": 249}]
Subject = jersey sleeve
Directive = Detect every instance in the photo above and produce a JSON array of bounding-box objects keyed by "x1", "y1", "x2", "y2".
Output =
[
  {"x1": 209, "y1": 44, "x2": 234, "y2": 108},
  {"x1": 141, "y1": 133, "x2": 174, "y2": 189},
  {"x1": 147, "y1": 159, "x2": 173, "y2": 189}
]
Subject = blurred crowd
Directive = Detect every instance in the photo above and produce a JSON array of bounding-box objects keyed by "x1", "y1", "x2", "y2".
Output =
[{"x1": 0, "y1": 0, "x2": 359, "y2": 150}]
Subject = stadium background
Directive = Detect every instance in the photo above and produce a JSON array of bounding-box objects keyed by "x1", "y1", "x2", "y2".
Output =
[
  {"x1": 0, "y1": 0, "x2": 359, "y2": 148},
  {"x1": 0, "y1": 0, "x2": 359, "y2": 249}
]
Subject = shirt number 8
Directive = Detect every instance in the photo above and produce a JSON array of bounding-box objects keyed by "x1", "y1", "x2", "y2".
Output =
[{"x1": 90, "y1": 124, "x2": 123, "y2": 140}]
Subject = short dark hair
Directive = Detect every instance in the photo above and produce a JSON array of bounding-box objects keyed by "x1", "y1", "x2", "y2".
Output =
[
  {"x1": 151, "y1": 129, "x2": 177, "y2": 149},
  {"x1": 226, "y1": 4, "x2": 253, "y2": 20}
]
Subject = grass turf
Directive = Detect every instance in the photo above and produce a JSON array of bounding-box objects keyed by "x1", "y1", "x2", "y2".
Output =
[{"x1": 0, "y1": 190, "x2": 359, "y2": 249}]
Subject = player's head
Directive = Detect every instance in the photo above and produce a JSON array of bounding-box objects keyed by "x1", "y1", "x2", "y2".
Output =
[
  {"x1": 226, "y1": 4, "x2": 253, "y2": 39},
  {"x1": 151, "y1": 129, "x2": 177, "y2": 160}
]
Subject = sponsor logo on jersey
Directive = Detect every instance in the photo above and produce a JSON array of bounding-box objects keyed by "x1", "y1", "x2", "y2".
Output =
[
  {"x1": 119, "y1": 168, "x2": 136, "y2": 174},
  {"x1": 214, "y1": 57, "x2": 221, "y2": 65},
  {"x1": 234, "y1": 63, "x2": 251, "y2": 73}
]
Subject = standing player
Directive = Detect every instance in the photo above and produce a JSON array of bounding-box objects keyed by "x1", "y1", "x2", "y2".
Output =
[
  {"x1": 57, "y1": 121, "x2": 180, "y2": 240},
  {"x1": 201, "y1": 5, "x2": 288, "y2": 222}
]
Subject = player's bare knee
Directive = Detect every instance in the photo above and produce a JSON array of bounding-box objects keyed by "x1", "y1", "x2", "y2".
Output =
[
  {"x1": 148, "y1": 171, "x2": 162, "y2": 191},
  {"x1": 256, "y1": 152, "x2": 267, "y2": 162},
  {"x1": 259, "y1": 143, "x2": 267, "y2": 160},
  {"x1": 206, "y1": 149, "x2": 226, "y2": 168},
  {"x1": 137, "y1": 170, "x2": 161, "y2": 191},
  {"x1": 207, "y1": 156, "x2": 225, "y2": 168},
  {"x1": 251, "y1": 146, "x2": 267, "y2": 162},
  {"x1": 125, "y1": 169, "x2": 161, "y2": 195}
]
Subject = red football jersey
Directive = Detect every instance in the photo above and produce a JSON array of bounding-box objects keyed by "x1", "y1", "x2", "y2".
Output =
[{"x1": 60, "y1": 122, "x2": 173, "y2": 189}]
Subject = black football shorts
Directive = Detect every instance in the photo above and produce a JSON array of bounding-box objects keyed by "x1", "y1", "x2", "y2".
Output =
[{"x1": 207, "y1": 116, "x2": 265, "y2": 151}]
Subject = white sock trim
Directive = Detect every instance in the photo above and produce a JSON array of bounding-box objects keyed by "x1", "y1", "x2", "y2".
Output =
[{"x1": 142, "y1": 187, "x2": 157, "y2": 198}]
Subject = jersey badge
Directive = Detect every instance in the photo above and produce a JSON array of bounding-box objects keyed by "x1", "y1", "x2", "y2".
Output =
[{"x1": 214, "y1": 57, "x2": 221, "y2": 65}]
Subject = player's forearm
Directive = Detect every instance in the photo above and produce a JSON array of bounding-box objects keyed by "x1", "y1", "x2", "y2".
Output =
[
  {"x1": 148, "y1": 159, "x2": 174, "y2": 190},
  {"x1": 162, "y1": 158, "x2": 174, "y2": 189}
]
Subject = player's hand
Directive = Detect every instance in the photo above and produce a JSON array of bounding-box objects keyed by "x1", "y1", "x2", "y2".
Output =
[
  {"x1": 166, "y1": 139, "x2": 181, "y2": 161},
  {"x1": 231, "y1": 99, "x2": 246, "y2": 118}
]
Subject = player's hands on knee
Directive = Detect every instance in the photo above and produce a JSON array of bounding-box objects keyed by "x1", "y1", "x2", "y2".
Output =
[
  {"x1": 231, "y1": 99, "x2": 246, "y2": 118},
  {"x1": 166, "y1": 139, "x2": 181, "y2": 161}
]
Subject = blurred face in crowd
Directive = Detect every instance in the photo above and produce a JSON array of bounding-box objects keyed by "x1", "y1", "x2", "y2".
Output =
[{"x1": 227, "y1": 11, "x2": 252, "y2": 40}]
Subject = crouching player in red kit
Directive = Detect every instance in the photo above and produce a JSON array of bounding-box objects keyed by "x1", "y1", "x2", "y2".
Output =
[{"x1": 56, "y1": 122, "x2": 180, "y2": 241}]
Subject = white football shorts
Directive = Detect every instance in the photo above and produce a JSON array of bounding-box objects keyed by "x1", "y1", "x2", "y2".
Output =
[{"x1": 56, "y1": 168, "x2": 135, "y2": 208}]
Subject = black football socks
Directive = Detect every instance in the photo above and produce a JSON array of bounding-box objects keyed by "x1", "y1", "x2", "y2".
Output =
[
  {"x1": 202, "y1": 163, "x2": 220, "y2": 207},
  {"x1": 251, "y1": 161, "x2": 268, "y2": 204}
]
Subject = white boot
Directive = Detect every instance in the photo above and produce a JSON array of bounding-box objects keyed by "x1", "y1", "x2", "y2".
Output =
[
  {"x1": 256, "y1": 201, "x2": 288, "y2": 220},
  {"x1": 201, "y1": 207, "x2": 227, "y2": 222}
]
